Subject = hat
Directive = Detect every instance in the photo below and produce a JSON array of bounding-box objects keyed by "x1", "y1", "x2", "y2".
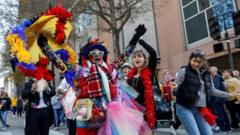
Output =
[
  {"x1": 121, "y1": 63, "x2": 132, "y2": 69},
  {"x1": 81, "y1": 39, "x2": 108, "y2": 59}
]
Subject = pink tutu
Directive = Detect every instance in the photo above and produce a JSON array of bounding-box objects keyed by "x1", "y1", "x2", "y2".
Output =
[{"x1": 98, "y1": 101, "x2": 152, "y2": 135}]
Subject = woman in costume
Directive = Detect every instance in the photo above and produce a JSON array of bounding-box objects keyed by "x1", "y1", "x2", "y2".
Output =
[
  {"x1": 74, "y1": 39, "x2": 117, "y2": 135},
  {"x1": 174, "y1": 50, "x2": 237, "y2": 135},
  {"x1": 127, "y1": 25, "x2": 158, "y2": 129},
  {"x1": 74, "y1": 38, "x2": 152, "y2": 135}
]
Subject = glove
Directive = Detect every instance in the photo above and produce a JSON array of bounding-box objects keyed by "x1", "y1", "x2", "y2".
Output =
[
  {"x1": 129, "y1": 24, "x2": 147, "y2": 46},
  {"x1": 135, "y1": 24, "x2": 146, "y2": 37}
]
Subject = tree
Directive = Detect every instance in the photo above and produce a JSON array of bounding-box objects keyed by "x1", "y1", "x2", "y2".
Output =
[
  {"x1": 84, "y1": 0, "x2": 150, "y2": 57},
  {"x1": 19, "y1": 0, "x2": 94, "y2": 18}
]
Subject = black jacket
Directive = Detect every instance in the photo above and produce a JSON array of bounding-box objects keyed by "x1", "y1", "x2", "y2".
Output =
[
  {"x1": 176, "y1": 66, "x2": 213, "y2": 109},
  {"x1": 0, "y1": 97, "x2": 11, "y2": 111},
  {"x1": 22, "y1": 80, "x2": 55, "y2": 108}
]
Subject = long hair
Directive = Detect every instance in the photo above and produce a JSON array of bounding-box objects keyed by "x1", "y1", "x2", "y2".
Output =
[
  {"x1": 132, "y1": 50, "x2": 148, "y2": 68},
  {"x1": 188, "y1": 50, "x2": 208, "y2": 70}
]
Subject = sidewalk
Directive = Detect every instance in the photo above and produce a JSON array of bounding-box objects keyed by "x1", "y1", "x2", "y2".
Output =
[{"x1": 0, "y1": 112, "x2": 66, "y2": 135}]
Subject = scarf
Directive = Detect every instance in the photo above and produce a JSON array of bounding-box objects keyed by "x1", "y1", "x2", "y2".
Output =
[
  {"x1": 128, "y1": 67, "x2": 156, "y2": 128},
  {"x1": 87, "y1": 61, "x2": 113, "y2": 102}
]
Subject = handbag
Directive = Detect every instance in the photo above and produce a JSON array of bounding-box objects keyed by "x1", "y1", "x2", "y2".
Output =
[
  {"x1": 60, "y1": 87, "x2": 77, "y2": 120},
  {"x1": 74, "y1": 98, "x2": 93, "y2": 121}
]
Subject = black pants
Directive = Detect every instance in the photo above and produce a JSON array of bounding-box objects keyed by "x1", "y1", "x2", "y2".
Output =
[
  {"x1": 67, "y1": 118, "x2": 76, "y2": 135},
  {"x1": 25, "y1": 108, "x2": 50, "y2": 135},
  {"x1": 17, "y1": 107, "x2": 23, "y2": 117},
  {"x1": 226, "y1": 100, "x2": 240, "y2": 128}
]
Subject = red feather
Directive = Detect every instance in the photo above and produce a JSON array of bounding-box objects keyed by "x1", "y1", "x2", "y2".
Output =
[
  {"x1": 128, "y1": 67, "x2": 156, "y2": 128},
  {"x1": 17, "y1": 57, "x2": 54, "y2": 81},
  {"x1": 44, "y1": 3, "x2": 72, "y2": 44},
  {"x1": 200, "y1": 107, "x2": 216, "y2": 126}
]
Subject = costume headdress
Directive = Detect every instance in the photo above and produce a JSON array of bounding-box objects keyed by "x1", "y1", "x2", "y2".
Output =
[
  {"x1": 6, "y1": 3, "x2": 76, "y2": 81},
  {"x1": 81, "y1": 38, "x2": 108, "y2": 62}
]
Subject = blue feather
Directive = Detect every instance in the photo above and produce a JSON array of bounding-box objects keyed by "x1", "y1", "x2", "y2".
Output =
[
  {"x1": 55, "y1": 49, "x2": 70, "y2": 63},
  {"x1": 11, "y1": 24, "x2": 27, "y2": 42},
  {"x1": 19, "y1": 62, "x2": 36, "y2": 70},
  {"x1": 64, "y1": 69, "x2": 76, "y2": 87}
]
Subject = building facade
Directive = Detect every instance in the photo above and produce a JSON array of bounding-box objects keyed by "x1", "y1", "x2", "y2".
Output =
[
  {"x1": 97, "y1": 0, "x2": 240, "y2": 78},
  {"x1": 154, "y1": 0, "x2": 240, "y2": 76}
]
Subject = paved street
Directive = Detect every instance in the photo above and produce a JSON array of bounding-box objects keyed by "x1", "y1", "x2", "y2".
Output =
[
  {"x1": 0, "y1": 113, "x2": 67, "y2": 135},
  {"x1": 1, "y1": 113, "x2": 240, "y2": 135}
]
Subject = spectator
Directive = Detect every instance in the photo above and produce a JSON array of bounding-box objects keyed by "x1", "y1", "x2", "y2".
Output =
[
  {"x1": 22, "y1": 79, "x2": 55, "y2": 135},
  {"x1": 11, "y1": 96, "x2": 17, "y2": 117},
  {"x1": 0, "y1": 92, "x2": 11, "y2": 131},
  {"x1": 121, "y1": 63, "x2": 132, "y2": 80},
  {"x1": 51, "y1": 92, "x2": 65, "y2": 130},
  {"x1": 209, "y1": 66, "x2": 231, "y2": 133},
  {"x1": 233, "y1": 70, "x2": 240, "y2": 80},
  {"x1": 223, "y1": 69, "x2": 240, "y2": 129},
  {"x1": 17, "y1": 96, "x2": 24, "y2": 117}
]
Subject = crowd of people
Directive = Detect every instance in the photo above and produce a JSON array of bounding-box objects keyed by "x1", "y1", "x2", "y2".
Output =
[{"x1": 3, "y1": 3, "x2": 240, "y2": 135}]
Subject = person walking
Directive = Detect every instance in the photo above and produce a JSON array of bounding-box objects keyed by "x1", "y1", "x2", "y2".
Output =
[
  {"x1": 17, "y1": 96, "x2": 24, "y2": 117},
  {"x1": 51, "y1": 92, "x2": 64, "y2": 130},
  {"x1": 11, "y1": 96, "x2": 17, "y2": 117},
  {"x1": 0, "y1": 92, "x2": 11, "y2": 131}
]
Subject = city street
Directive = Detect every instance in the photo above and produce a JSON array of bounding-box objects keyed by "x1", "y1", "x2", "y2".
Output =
[
  {"x1": 1, "y1": 113, "x2": 240, "y2": 135},
  {"x1": 1, "y1": 0, "x2": 240, "y2": 135}
]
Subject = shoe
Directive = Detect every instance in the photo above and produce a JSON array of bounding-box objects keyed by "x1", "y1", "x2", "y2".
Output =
[
  {"x1": 60, "y1": 123, "x2": 64, "y2": 126},
  {"x1": 170, "y1": 125, "x2": 177, "y2": 135},
  {"x1": 214, "y1": 126, "x2": 220, "y2": 132},
  {"x1": 54, "y1": 127, "x2": 59, "y2": 130},
  {"x1": 6, "y1": 125, "x2": 10, "y2": 127},
  {"x1": 2, "y1": 128, "x2": 6, "y2": 131}
]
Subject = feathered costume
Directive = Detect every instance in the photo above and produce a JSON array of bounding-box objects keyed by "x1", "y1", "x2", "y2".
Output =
[{"x1": 6, "y1": 3, "x2": 76, "y2": 81}]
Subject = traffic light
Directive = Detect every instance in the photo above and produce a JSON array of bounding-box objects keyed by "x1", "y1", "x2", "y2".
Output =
[
  {"x1": 208, "y1": 17, "x2": 221, "y2": 40},
  {"x1": 213, "y1": 42, "x2": 224, "y2": 53},
  {"x1": 232, "y1": 11, "x2": 240, "y2": 36}
]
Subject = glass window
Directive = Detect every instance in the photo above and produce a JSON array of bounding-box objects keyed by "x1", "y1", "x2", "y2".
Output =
[
  {"x1": 186, "y1": 13, "x2": 209, "y2": 44},
  {"x1": 212, "y1": 0, "x2": 234, "y2": 30},
  {"x1": 182, "y1": 0, "x2": 194, "y2": 6},
  {"x1": 198, "y1": 0, "x2": 210, "y2": 11},
  {"x1": 183, "y1": 1, "x2": 198, "y2": 19},
  {"x1": 181, "y1": 0, "x2": 235, "y2": 45},
  {"x1": 210, "y1": 0, "x2": 219, "y2": 5}
]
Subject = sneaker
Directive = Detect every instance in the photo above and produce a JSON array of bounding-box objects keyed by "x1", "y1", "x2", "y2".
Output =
[
  {"x1": 170, "y1": 125, "x2": 177, "y2": 135},
  {"x1": 54, "y1": 127, "x2": 59, "y2": 130},
  {"x1": 2, "y1": 128, "x2": 6, "y2": 131},
  {"x1": 214, "y1": 126, "x2": 220, "y2": 132},
  {"x1": 60, "y1": 123, "x2": 64, "y2": 126}
]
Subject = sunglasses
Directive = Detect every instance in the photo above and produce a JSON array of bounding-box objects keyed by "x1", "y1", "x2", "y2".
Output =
[
  {"x1": 88, "y1": 50, "x2": 104, "y2": 57},
  {"x1": 191, "y1": 50, "x2": 206, "y2": 57}
]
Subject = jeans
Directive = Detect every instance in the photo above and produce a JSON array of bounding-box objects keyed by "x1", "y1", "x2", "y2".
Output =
[
  {"x1": 211, "y1": 102, "x2": 231, "y2": 131},
  {"x1": 176, "y1": 103, "x2": 212, "y2": 135},
  {"x1": 53, "y1": 108, "x2": 65, "y2": 127},
  {"x1": 1, "y1": 111, "x2": 8, "y2": 128}
]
